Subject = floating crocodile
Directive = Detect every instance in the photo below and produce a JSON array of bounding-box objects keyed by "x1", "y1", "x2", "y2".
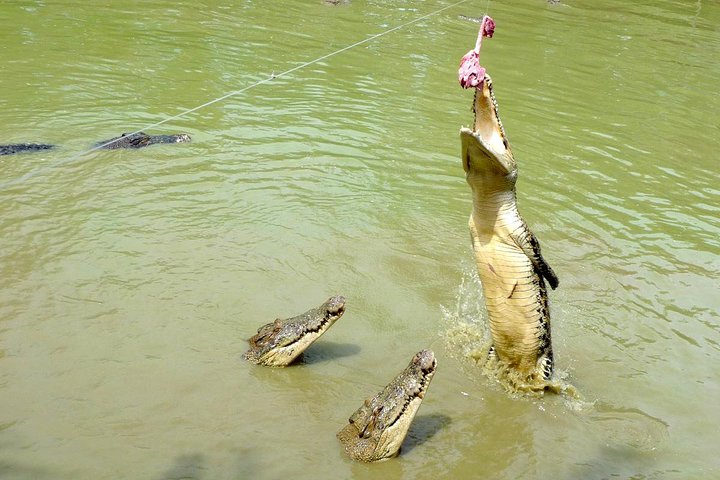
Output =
[
  {"x1": 460, "y1": 74, "x2": 559, "y2": 389},
  {"x1": 337, "y1": 349, "x2": 436, "y2": 462},
  {"x1": 0, "y1": 132, "x2": 190, "y2": 156},
  {"x1": 95, "y1": 131, "x2": 191, "y2": 149},
  {"x1": 0, "y1": 143, "x2": 55, "y2": 156},
  {"x1": 243, "y1": 296, "x2": 346, "y2": 367}
]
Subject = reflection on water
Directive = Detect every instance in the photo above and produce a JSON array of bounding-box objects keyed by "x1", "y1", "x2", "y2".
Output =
[
  {"x1": 1, "y1": 0, "x2": 719, "y2": 478},
  {"x1": 580, "y1": 401, "x2": 670, "y2": 452}
]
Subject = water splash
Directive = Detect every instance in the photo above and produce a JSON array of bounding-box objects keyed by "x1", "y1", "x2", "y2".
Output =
[
  {"x1": 442, "y1": 263, "x2": 669, "y2": 451},
  {"x1": 440, "y1": 262, "x2": 579, "y2": 397}
]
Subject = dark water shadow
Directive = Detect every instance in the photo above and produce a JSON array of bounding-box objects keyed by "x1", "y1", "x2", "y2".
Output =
[
  {"x1": 155, "y1": 451, "x2": 261, "y2": 480},
  {"x1": 155, "y1": 453, "x2": 205, "y2": 480},
  {"x1": 0, "y1": 462, "x2": 54, "y2": 480},
  {"x1": 401, "y1": 413, "x2": 452, "y2": 455},
  {"x1": 301, "y1": 341, "x2": 361, "y2": 365},
  {"x1": 0, "y1": 433, "x2": 56, "y2": 480}
]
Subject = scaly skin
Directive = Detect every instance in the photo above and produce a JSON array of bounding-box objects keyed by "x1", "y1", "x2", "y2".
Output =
[
  {"x1": 243, "y1": 296, "x2": 346, "y2": 366},
  {"x1": 0, "y1": 133, "x2": 189, "y2": 155},
  {"x1": 460, "y1": 75, "x2": 559, "y2": 388},
  {"x1": 0, "y1": 143, "x2": 55, "y2": 156},
  {"x1": 337, "y1": 350, "x2": 436, "y2": 462},
  {"x1": 96, "y1": 132, "x2": 191, "y2": 149}
]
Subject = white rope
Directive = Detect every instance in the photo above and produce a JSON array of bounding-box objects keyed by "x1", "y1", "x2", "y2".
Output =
[{"x1": 1, "y1": 0, "x2": 471, "y2": 190}]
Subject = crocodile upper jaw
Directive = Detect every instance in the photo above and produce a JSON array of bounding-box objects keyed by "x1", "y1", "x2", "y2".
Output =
[
  {"x1": 243, "y1": 296, "x2": 346, "y2": 366},
  {"x1": 461, "y1": 74, "x2": 516, "y2": 177},
  {"x1": 337, "y1": 350, "x2": 437, "y2": 462}
]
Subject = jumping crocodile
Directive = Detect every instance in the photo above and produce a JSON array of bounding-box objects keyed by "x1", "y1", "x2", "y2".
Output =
[
  {"x1": 96, "y1": 131, "x2": 191, "y2": 149},
  {"x1": 0, "y1": 143, "x2": 55, "y2": 156},
  {"x1": 460, "y1": 74, "x2": 559, "y2": 389},
  {"x1": 243, "y1": 296, "x2": 346, "y2": 367},
  {"x1": 337, "y1": 349, "x2": 436, "y2": 462}
]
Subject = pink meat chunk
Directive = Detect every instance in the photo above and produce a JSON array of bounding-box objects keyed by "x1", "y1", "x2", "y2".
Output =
[{"x1": 458, "y1": 15, "x2": 495, "y2": 89}]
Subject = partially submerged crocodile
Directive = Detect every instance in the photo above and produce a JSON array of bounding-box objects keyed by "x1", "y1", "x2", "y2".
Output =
[
  {"x1": 0, "y1": 132, "x2": 190, "y2": 156},
  {"x1": 337, "y1": 349, "x2": 436, "y2": 462},
  {"x1": 460, "y1": 74, "x2": 559, "y2": 389},
  {"x1": 243, "y1": 296, "x2": 346, "y2": 366},
  {"x1": 96, "y1": 131, "x2": 191, "y2": 149},
  {"x1": 0, "y1": 143, "x2": 55, "y2": 156}
]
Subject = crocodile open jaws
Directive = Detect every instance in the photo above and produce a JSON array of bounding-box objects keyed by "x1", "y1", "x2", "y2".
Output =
[
  {"x1": 460, "y1": 74, "x2": 559, "y2": 390},
  {"x1": 337, "y1": 350, "x2": 436, "y2": 462},
  {"x1": 243, "y1": 295, "x2": 346, "y2": 366}
]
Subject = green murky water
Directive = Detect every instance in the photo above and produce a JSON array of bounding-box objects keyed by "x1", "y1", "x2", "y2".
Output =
[{"x1": 1, "y1": 0, "x2": 718, "y2": 478}]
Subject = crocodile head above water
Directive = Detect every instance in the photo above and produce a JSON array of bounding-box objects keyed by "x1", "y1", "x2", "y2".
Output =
[
  {"x1": 337, "y1": 350, "x2": 437, "y2": 462},
  {"x1": 460, "y1": 74, "x2": 516, "y2": 183},
  {"x1": 97, "y1": 132, "x2": 191, "y2": 149},
  {"x1": 243, "y1": 295, "x2": 346, "y2": 367}
]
